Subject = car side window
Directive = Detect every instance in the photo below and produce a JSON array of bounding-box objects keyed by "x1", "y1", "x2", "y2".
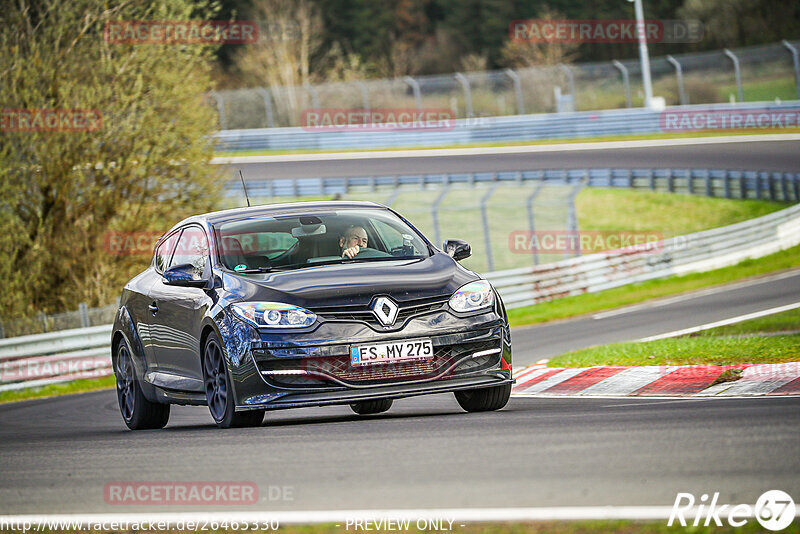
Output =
[
  {"x1": 169, "y1": 226, "x2": 209, "y2": 276},
  {"x1": 154, "y1": 232, "x2": 179, "y2": 273}
]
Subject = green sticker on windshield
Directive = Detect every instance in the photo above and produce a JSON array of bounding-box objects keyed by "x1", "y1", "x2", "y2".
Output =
[{"x1": 234, "y1": 264, "x2": 247, "y2": 271}]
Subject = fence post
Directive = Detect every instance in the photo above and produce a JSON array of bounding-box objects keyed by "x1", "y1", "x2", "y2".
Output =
[
  {"x1": 504, "y1": 68, "x2": 525, "y2": 115},
  {"x1": 79, "y1": 302, "x2": 89, "y2": 328},
  {"x1": 705, "y1": 171, "x2": 712, "y2": 197},
  {"x1": 39, "y1": 312, "x2": 48, "y2": 333},
  {"x1": 783, "y1": 41, "x2": 800, "y2": 101},
  {"x1": 526, "y1": 181, "x2": 545, "y2": 266},
  {"x1": 567, "y1": 180, "x2": 585, "y2": 258},
  {"x1": 723, "y1": 49, "x2": 744, "y2": 103},
  {"x1": 667, "y1": 169, "x2": 674, "y2": 193},
  {"x1": 666, "y1": 55, "x2": 688, "y2": 105},
  {"x1": 304, "y1": 83, "x2": 321, "y2": 110},
  {"x1": 257, "y1": 88, "x2": 275, "y2": 128},
  {"x1": 781, "y1": 172, "x2": 789, "y2": 201},
  {"x1": 403, "y1": 76, "x2": 423, "y2": 111},
  {"x1": 209, "y1": 91, "x2": 226, "y2": 130},
  {"x1": 558, "y1": 64, "x2": 576, "y2": 106},
  {"x1": 611, "y1": 60, "x2": 632, "y2": 108},
  {"x1": 480, "y1": 182, "x2": 499, "y2": 272},
  {"x1": 0, "y1": 318, "x2": 4, "y2": 339},
  {"x1": 354, "y1": 81, "x2": 370, "y2": 112},
  {"x1": 432, "y1": 186, "x2": 450, "y2": 247},
  {"x1": 740, "y1": 173, "x2": 747, "y2": 199},
  {"x1": 454, "y1": 73, "x2": 474, "y2": 118}
]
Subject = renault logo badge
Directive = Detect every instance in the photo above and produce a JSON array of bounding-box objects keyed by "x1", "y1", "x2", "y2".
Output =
[{"x1": 372, "y1": 297, "x2": 399, "y2": 326}]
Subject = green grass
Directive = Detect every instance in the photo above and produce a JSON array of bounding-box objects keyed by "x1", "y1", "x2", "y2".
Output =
[
  {"x1": 547, "y1": 297, "x2": 800, "y2": 368},
  {"x1": 548, "y1": 334, "x2": 800, "y2": 368},
  {"x1": 0, "y1": 375, "x2": 115, "y2": 404},
  {"x1": 507, "y1": 244, "x2": 800, "y2": 328}
]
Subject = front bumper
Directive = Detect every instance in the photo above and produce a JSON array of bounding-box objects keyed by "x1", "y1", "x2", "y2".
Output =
[{"x1": 221, "y1": 307, "x2": 513, "y2": 411}]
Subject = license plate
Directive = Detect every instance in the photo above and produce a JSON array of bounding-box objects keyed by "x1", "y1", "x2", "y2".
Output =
[{"x1": 350, "y1": 339, "x2": 434, "y2": 367}]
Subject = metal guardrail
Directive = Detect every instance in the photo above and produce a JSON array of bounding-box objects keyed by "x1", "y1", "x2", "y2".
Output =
[
  {"x1": 226, "y1": 167, "x2": 800, "y2": 202},
  {"x1": 214, "y1": 101, "x2": 800, "y2": 152},
  {"x1": 489, "y1": 202, "x2": 800, "y2": 308},
  {"x1": 0, "y1": 325, "x2": 112, "y2": 393}
]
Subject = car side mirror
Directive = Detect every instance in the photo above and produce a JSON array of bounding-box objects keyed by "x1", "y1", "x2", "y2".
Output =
[
  {"x1": 443, "y1": 239, "x2": 471, "y2": 261},
  {"x1": 163, "y1": 263, "x2": 209, "y2": 288}
]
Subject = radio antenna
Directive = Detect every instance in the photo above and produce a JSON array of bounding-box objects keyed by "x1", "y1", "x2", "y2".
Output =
[{"x1": 238, "y1": 168, "x2": 251, "y2": 207}]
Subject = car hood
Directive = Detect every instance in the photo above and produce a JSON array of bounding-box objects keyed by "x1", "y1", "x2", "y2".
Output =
[{"x1": 220, "y1": 253, "x2": 478, "y2": 308}]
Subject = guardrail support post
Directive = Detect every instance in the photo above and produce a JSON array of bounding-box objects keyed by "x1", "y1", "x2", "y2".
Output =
[
  {"x1": 611, "y1": 60, "x2": 632, "y2": 108},
  {"x1": 354, "y1": 81, "x2": 370, "y2": 112},
  {"x1": 403, "y1": 76, "x2": 423, "y2": 111},
  {"x1": 723, "y1": 49, "x2": 744, "y2": 103},
  {"x1": 257, "y1": 88, "x2": 275, "y2": 128},
  {"x1": 781, "y1": 173, "x2": 789, "y2": 201},
  {"x1": 504, "y1": 69, "x2": 525, "y2": 115},
  {"x1": 0, "y1": 319, "x2": 4, "y2": 339},
  {"x1": 454, "y1": 73, "x2": 474, "y2": 118},
  {"x1": 755, "y1": 172, "x2": 763, "y2": 200},
  {"x1": 705, "y1": 172, "x2": 712, "y2": 197},
  {"x1": 526, "y1": 180, "x2": 545, "y2": 266},
  {"x1": 648, "y1": 169, "x2": 655, "y2": 191},
  {"x1": 667, "y1": 169, "x2": 674, "y2": 193},
  {"x1": 724, "y1": 171, "x2": 731, "y2": 199},
  {"x1": 209, "y1": 91, "x2": 226, "y2": 130},
  {"x1": 38, "y1": 312, "x2": 48, "y2": 333},
  {"x1": 794, "y1": 173, "x2": 800, "y2": 202},
  {"x1": 783, "y1": 41, "x2": 800, "y2": 100},
  {"x1": 432, "y1": 186, "x2": 450, "y2": 247},
  {"x1": 79, "y1": 303, "x2": 89, "y2": 328},
  {"x1": 480, "y1": 182, "x2": 499, "y2": 272},
  {"x1": 666, "y1": 55, "x2": 688, "y2": 105}
]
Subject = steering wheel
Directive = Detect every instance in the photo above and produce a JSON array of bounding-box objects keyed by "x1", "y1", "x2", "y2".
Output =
[{"x1": 353, "y1": 248, "x2": 392, "y2": 259}]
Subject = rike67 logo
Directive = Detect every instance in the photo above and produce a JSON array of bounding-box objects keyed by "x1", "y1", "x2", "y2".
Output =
[{"x1": 669, "y1": 490, "x2": 796, "y2": 531}]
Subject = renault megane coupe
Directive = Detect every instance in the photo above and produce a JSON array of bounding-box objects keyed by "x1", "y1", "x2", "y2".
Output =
[{"x1": 112, "y1": 201, "x2": 513, "y2": 429}]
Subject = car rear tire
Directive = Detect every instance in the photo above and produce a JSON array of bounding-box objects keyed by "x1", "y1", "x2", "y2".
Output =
[
  {"x1": 203, "y1": 332, "x2": 265, "y2": 429},
  {"x1": 350, "y1": 399, "x2": 393, "y2": 415},
  {"x1": 115, "y1": 339, "x2": 170, "y2": 430},
  {"x1": 454, "y1": 383, "x2": 511, "y2": 412}
]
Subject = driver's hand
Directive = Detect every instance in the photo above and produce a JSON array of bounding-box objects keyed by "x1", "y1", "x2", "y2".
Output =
[{"x1": 342, "y1": 245, "x2": 360, "y2": 259}]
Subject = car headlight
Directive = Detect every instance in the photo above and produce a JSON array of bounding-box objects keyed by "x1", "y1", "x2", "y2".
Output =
[
  {"x1": 449, "y1": 280, "x2": 494, "y2": 313},
  {"x1": 230, "y1": 302, "x2": 317, "y2": 328}
]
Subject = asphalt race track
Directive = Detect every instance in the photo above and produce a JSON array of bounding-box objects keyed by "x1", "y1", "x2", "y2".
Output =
[
  {"x1": 226, "y1": 138, "x2": 800, "y2": 179},
  {"x1": 1, "y1": 140, "x2": 799, "y2": 516},
  {"x1": 0, "y1": 390, "x2": 798, "y2": 514}
]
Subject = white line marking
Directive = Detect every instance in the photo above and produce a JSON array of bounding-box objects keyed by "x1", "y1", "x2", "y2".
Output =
[
  {"x1": 513, "y1": 367, "x2": 554, "y2": 389},
  {"x1": 518, "y1": 367, "x2": 584, "y2": 394},
  {"x1": 576, "y1": 366, "x2": 671, "y2": 396},
  {"x1": 212, "y1": 133, "x2": 800, "y2": 164},
  {"x1": 4, "y1": 506, "x2": 768, "y2": 524},
  {"x1": 638, "y1": 301, "x2": 800, "y2": 342},
  {"x1": 592, "y1": 269, "x2": 800, "y2": 319}
]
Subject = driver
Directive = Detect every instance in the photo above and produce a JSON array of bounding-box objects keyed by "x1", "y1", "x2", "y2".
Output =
[{"x1": 340, "y1": 225, "x2": 368, "y2": 259}]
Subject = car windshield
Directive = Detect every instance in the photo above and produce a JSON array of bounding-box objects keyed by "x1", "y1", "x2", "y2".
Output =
[{"x1": 213, "y1": 208, "x2": 430, "y2": 272}]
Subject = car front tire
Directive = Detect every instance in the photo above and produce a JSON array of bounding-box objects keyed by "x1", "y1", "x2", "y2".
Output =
[
  {"x1": 203, "y1": 331, "x2": 265, "y2": 429},
  {"x1": 350, "y1": 399, "x2": 393, "y2": 415},
  {"x1": 454, "y1": 383, "x2": 511, "y2": 412},
  {"x1": 115, "y1": 338, "x2": 170, "y2": 430}
]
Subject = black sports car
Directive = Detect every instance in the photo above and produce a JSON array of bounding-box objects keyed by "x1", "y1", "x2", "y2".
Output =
[{"x1": 112, "y1": 201, "x2": 513, "y2": 429}]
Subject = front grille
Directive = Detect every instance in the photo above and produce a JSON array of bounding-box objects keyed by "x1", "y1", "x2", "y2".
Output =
[
  {"x1": 311, "y1": 295, "x2": 449, "y2": 329},
  {"x1": 256, "y1": 337, "x2": 501, "y2": 388}
]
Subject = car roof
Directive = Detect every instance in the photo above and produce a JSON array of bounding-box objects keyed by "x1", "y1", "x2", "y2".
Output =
[{"x1": 168, "y1": 200, "x2": 388, "y2": 232}]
